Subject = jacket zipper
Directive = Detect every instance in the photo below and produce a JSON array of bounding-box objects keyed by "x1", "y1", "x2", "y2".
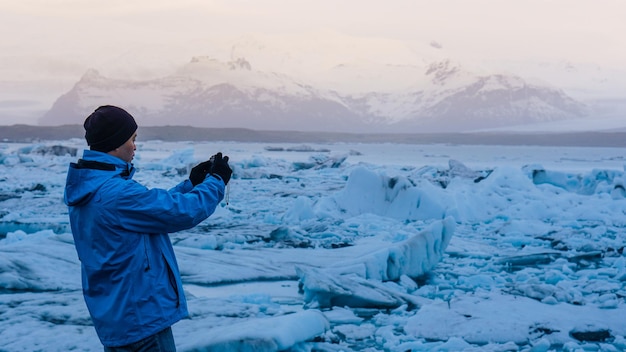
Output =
[
  {"x1": 163, "y1": 254, "x2": 181, "y2": 308},
  {"x1": 143, "y1": 236, "x2": 151, "y2": 272}
]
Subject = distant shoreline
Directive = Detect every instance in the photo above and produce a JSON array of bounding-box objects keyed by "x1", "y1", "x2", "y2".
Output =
[{"x1": 1, "y1": 124, "x2": 626, "y2": 147}]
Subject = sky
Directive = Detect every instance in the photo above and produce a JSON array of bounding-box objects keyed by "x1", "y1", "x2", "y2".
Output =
[
  {"x1": 3, "y1": 0, "x2": 625, "y2": 63},
  {"x1": 1, "y1": 0, "x2": 625, "y2": 124}
]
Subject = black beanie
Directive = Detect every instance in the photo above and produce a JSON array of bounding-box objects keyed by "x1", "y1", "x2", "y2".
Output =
[{"x1": 84, "y1": 105, "x2": 138, "y2": 152}]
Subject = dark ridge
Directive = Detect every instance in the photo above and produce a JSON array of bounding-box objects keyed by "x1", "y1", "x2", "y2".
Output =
[{"x1": 1, "y1": 124, "x2": 626, "y2": 147}]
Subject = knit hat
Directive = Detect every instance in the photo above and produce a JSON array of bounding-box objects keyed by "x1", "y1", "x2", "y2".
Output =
[{"x1": 84, "y1": 105, "x2": 138, "y2": 152}]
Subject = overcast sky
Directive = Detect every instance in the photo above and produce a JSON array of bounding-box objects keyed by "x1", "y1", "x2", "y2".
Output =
[
  {"x1": 1, "y1": 0, "x2": 625, "y2": 125},
  {"x1": 2, "y1": 0, "x2": 624, "y2": 65}
]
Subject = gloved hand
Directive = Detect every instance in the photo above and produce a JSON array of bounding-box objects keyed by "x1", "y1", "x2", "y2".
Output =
[
  {"x1": 210, "y1": 152, "x2": 232, "y2": 185},
  {"x1": 189, "y1": 159, "x2": 213, "y2": 186}
]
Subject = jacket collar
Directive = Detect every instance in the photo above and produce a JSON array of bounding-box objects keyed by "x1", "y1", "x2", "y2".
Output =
[{"x1": 80, "y1": 149, "x2": 135, "y2": 178}]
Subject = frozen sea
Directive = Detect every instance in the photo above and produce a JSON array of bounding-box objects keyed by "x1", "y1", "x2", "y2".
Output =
[{"x1": 1, "y1": 138, "x2": 625, "y2": 351}]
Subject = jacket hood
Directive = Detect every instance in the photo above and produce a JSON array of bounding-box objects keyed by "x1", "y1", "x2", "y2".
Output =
[{"x1": 64, "y1": 150, "x2": 135, "y2": 206}]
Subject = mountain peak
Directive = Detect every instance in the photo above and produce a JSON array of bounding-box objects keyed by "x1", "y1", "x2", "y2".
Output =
[
  {"x1": 425, "y1": 59, "x2": 462, "y2": 85},
  {"x1": 228, "y1": 58, "x2": 252, "y2": 71},
  {"x1": 79, "y1": 69, "x2": 104, "y2": 82}
]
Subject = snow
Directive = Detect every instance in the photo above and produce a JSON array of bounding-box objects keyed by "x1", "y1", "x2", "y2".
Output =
[
  {"x1": 476, "y1": 115, "x2": 626, "y2": 133},
  {"x1": 177, "y1": 310, "x2": 329, "y2": 352},
  {"x1": 1, "y1": 139, "x2": 626, "y2": 351}
]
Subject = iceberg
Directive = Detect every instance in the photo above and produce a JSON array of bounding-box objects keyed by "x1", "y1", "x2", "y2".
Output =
[{"x1": 296, "y1": 218, "x2": 454, "y2": 309}]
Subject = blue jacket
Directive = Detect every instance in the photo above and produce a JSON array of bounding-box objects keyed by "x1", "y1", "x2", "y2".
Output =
[{"x1": 64, "y1": 150, "x2": 224, "y2": 347}]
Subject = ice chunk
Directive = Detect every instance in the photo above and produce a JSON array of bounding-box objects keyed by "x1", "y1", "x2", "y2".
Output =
[
  {"x1": 334, "y1": 167, "x2": 448, "y2": 221},
  {"x1": 296, "y1": 218, "x2": 454, "y2": 308},
  {"x1": 0, "y1": 231, "x2": 80, "y2": 291},
  {"x1": 139, "y1": 147, "x2": 195, "y2": 171},
  {"x1": 529, "y1": 166, "x2": 626, "y2": 196},
  {"x1": 178, "y1": 310, "x2": 329, "y2": 351}
]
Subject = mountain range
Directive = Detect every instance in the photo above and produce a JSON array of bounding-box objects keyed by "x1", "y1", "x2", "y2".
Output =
[
  {"x1": 39, "y1": 33, "x2": 620, "y2": 133},
  {"x1": 39, "y1": 54, "x2": 593, "y2": 133}
]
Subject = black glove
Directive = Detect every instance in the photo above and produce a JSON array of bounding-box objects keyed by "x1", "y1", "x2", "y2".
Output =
[
  {"x1": 189, "y1": 159, "x2": 213, "y2": 186},
  {"x1": 210, "y1": 152, "x2": 232, "y2": 185}
]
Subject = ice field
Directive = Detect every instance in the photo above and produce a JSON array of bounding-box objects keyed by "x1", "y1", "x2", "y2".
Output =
[{"x1": 1, "y1": 138, "x2": 625, "y2": 351}]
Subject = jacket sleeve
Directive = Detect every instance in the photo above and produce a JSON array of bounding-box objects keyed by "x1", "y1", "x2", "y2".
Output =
[
  {"x1": 169, "y1": 179, "x2": 194, "y2": 195},
  {"x1": 114, "y1": 176, "x2": 224, "y2": 234}
]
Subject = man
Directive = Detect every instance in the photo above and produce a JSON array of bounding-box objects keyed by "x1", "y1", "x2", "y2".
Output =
[{"x1": 64, "y1": 105, "x2": 231, "y2": 351}]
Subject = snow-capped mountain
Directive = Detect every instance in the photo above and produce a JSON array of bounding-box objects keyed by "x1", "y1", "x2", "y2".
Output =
[{"x1": 40, "y1": 56, "x2": 588, "y2": 132}]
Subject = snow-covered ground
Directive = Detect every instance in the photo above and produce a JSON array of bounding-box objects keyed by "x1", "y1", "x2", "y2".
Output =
[{"x1": 1, "y1": 139, "x2": 625, "y2": 351}]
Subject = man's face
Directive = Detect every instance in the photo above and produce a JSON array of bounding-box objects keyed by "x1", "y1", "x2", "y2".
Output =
[{"x1": 108, "y1": 131, "x2": 137, "y2": 163}]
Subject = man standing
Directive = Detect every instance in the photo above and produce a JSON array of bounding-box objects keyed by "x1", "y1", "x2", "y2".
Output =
[{"x1": 64, "y1": 105, "x2": 231, "y2": 351}]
